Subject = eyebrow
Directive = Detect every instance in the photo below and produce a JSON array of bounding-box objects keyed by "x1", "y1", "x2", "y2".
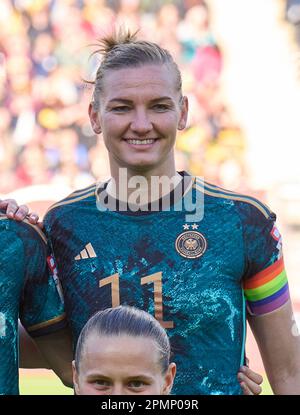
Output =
[
  {"x1": 86, "y1": 373, "x2": 154, "y2": 381},
  {"x1": 108, "y1": 97, "x2": 174, "y2": 104},
  {"x1": 86, "y1": 374, "x2": 111, "y2": 380},
  {"x1": 126, "y1": 375, "x2": 154, "y2": 380}
]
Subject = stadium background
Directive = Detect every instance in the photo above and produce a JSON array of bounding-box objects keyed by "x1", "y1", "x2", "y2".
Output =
[{"x1": 1, "y1": 0, "x2": 300, "y2": 395}]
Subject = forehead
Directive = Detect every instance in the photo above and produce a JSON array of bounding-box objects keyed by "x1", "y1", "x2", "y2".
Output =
[
  {"x1": 80, "y1": 334, "x2": 161, "y2": 374},
  {"x1": 101, "y1": 64, "x2": 179, "y2": 102}
]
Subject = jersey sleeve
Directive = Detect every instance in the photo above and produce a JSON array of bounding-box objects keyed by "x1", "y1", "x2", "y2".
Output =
[
  {"x1": 20, "y1": 226, "x2": 67, "y2": 337},
  {"x1": 239, "y1": 202, "x2": 290, "y2": 316}
]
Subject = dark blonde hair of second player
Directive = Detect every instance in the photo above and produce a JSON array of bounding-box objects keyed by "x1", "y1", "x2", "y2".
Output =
[{"x1": 74, "y1": 305, "x2": 172, "y2": 374}]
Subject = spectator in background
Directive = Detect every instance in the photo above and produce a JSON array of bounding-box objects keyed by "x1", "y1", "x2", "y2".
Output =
[
  {"x1": 155, "y1": 4, "x2": 182, "y2": 61},
  {"x1": 178, "y1": 2, "x2": 215, "y2": 63},
  {"x1": 0, "y1": 108, "x2": 16, "y2": 193},
  {"x1": 15, "y1": 141, "x2": 51, "y2": 187},
  {"x1": 116, "y1": 0, "x2": 141, "y2": 32},
  {"x1": 286, "y1": 0, "x2": 300, "y2": 47}
]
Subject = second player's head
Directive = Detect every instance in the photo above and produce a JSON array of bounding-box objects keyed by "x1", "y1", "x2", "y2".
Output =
[
  {"x1": 88, "y1": 29, "x2": 188, "y2": 176},
  {"x1": 73, "y1": 305, "x2": 176, "y2": 395}
]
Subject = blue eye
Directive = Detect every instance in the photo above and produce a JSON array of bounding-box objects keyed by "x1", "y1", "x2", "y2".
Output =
[
  {"x1": 94, "y1": 379, "x2": 111, "y2": 387},
  {"x1": 152, "y1": 104, "x2": 169, "y2": 111},
  {"x1": 112, "y1": 106, "x2": 130, "y2": 112},
  {"x1": 128, "y1": 380, "x2": 147, "y2": 389}
]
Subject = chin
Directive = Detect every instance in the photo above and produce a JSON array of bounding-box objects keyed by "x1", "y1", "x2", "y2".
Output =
[
  {"x1": 125, "y1": 158, "x2": 159, "y2": 170},
  {"x1": 128, "y1": 163, "x2": 159, "y2": 173}
]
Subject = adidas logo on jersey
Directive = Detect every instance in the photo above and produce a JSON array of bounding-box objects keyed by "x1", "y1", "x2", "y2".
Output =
[{"x1": 75, "y1": 243, "x2": 97, "y2": 260}]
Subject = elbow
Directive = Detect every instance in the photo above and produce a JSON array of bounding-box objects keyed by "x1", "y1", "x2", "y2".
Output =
[{"x1": 269, "y1": 363, "x2": 300, "y2": 394}]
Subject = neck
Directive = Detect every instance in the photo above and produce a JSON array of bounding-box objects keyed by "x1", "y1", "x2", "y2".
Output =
[{"x1": 107, "y1": 162, "x2": 182, "y2": 205}]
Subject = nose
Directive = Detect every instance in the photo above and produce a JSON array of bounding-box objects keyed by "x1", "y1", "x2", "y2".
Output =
[
  {"x1": 111, "y1": 384, "x2": 125, "y2": 395},
  {"x1": 130, "y1": 108, "x2": 153, "y2": 136}
]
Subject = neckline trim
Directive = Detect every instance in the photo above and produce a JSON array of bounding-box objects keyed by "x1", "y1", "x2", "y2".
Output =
[{"x1": 95, "y1": 171, "x2": 194, "y2": 216}]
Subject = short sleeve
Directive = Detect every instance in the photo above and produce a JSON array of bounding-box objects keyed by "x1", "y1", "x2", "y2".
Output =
[
  {"x1": 239, "y1": 203, "x2": 289, "y2": 316},
  {"x1": 20, "y1": 227, "x2": 66, "y2": 337}
]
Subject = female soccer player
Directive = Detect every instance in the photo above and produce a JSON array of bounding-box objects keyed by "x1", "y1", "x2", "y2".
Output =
[
  {"x1": 73, "y1": 306, "x2": 176, "y2": 395},
  {"x1": 73, "y1": 305, "x2": 262, "y2": 395},
  {"x1": 0, "y1": 213, "x2": 73, "y2": 394},
  {"x1": 1, "y1": 28, "x2": 300, "y2": 394}
]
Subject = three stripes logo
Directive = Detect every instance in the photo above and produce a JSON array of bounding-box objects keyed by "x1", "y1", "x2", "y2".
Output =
[{"x1": 75, "y1": 243, "x2": 97, "y2": 260}]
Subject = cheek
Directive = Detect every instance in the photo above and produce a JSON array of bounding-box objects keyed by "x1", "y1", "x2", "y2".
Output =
[
  {"x1": 77, "y1": 380, "x2": 95, "y2": 395},
  {"x1": 155, "y1": 114, "x2": 179, "y2": 136},
  {"x1": 101, "y1": 114, "x2": 126, "y2": 136}
]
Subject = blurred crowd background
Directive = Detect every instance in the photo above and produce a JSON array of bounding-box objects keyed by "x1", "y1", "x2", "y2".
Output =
[
  {"x1": 0, "y1": 0, "x2": 263, "y2": 196},
  {"x1": 1, "y1": 0, "x2": 299, "y2": 198}
]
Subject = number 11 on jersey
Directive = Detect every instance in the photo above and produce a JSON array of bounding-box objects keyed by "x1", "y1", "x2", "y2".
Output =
[{"x1": 99, "y1": 272, "x2": 174, "y2": 329}]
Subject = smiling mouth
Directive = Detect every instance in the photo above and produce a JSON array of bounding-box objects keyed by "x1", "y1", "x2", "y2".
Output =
[{"x1": 123, "y1": 139, "x2": 158, "y2": 145}]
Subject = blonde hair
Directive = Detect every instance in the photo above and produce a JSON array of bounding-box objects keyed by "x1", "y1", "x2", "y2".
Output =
[{"x1": 89, "y1": 28, "x2": 183, "y2": 110}]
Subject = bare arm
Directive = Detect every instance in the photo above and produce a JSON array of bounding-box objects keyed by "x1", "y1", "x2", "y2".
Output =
[
  {"x1": 248, "y1": 300, "x2": 300, "y2": 394},
  {"x1": 19, "y1": 324, "x2": 73, "y2": 388},
  {"x1": 19, "y1": 322, "x2": 51, "y2": 368}
]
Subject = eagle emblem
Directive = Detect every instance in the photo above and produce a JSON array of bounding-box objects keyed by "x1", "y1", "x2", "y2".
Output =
[{"x1": 175, "y1": 231, "x2": 207, "y2": 259}]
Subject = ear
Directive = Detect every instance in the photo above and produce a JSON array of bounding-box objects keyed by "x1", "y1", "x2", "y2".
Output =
[
  {"x1": 162, "y1": 362, "x2": 176, "y2": 395},
  {"x1": 72, "y1": 360, "x2": 80, "y2": 395},
  {"x1": 88, "y1": 102, "x2": 102, "y2": 134},
  {"x1": 177, "y1": 96, "x2": 188, "y2": 131}
]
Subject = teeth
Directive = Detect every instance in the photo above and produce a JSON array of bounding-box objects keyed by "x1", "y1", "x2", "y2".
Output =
[{"x1": 127, "y1": 139, "x2": 155, "y2": 145}]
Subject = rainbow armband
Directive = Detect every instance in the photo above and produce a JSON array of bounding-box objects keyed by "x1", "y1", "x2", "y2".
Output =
[{"x1": 243, "y1": 257, "x2": 290, "y2": 316}]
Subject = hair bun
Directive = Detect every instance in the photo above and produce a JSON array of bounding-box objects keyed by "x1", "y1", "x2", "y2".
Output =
[{"x1": 95, "y1": 28, "x2": 139, "y2": 56}]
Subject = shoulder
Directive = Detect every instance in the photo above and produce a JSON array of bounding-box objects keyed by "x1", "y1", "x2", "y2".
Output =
[
  {"x1": 193, "y1": 177, "x2": 275, "y2": 221},
  {"x1": 0, "y1": 212, "x2": 47, "y2": 245},
  {"x1": 44, "y1": 183, "x2": 98, "y2": 220}
]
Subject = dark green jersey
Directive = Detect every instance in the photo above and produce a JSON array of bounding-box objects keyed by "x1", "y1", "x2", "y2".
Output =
[
  {"x1": 43, "y1": 173, "x2": 287, "y2": 394},
  {"x1": 0, "y1": 214, "x2": 66, "y2": 395}
]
